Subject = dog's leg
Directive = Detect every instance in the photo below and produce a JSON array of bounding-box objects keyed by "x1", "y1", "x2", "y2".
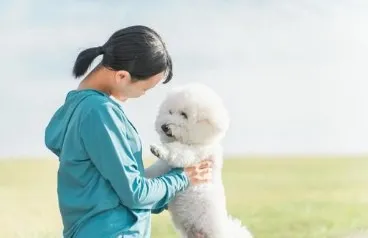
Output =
[
  {"x1": 150, "y1": 142, "x2": 199, "y2": 168},
  {"x1": 165, "y1": 149, "x2": 197, "y2": 168},
  {"x1": 144, "y1": 159, "x2": 171, "y2": 178},
  {"x1": 150, "y1": 143, "x2": 170, "y2": 160}
]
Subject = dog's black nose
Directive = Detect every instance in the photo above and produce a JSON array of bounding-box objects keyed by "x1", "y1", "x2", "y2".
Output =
[{"x1": 161, "y1": 124, "x2": 169, "y2": 133}]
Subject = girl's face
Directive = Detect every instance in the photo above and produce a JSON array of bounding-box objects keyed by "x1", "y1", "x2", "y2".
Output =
[{"x1": 111, "y1": 71, "x2": 165, "y2": 101}]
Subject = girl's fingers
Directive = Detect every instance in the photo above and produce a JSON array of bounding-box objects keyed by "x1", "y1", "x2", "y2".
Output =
[
  {"x1": 199, "y1": 168, "x2": 212, "y2": 177},
  {"x1": 199, "y1": 160, "x2": 213, "y2": 169},
  {"x1": 184, "y1": 158, "x2": 214, "y2": 185}
]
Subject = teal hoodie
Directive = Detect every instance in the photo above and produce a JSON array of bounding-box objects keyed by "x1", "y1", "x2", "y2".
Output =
[{"x1": 44, "y1": 89, "x2": 189, "y2": 238}]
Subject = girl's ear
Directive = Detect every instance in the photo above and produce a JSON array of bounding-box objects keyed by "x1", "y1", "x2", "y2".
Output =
[{"x1": 114, "y1": 70, "x2": 131, "y2": 84}]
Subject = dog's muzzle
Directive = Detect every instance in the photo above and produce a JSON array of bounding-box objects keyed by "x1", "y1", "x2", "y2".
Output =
[{"x1": 161, "y1": 124, "x2": 173, "y2": 137}]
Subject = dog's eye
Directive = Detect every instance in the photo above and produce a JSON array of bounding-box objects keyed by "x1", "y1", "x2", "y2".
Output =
[
  {"x1": 169, "y1": 110, "x2": 173, "y2": 115},
  {"x1": 180, "y1": 111, "x2": 188, "y2": 119}
]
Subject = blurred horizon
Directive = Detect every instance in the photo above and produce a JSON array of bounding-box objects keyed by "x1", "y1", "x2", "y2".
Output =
[{"x1": 1, "y1": 0, "x2": 368, "y2": 159}]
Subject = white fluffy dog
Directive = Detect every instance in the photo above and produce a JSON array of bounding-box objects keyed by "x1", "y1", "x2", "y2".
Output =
[{"x1": 145, "y1": 83, "x2": 253, "y2": 238}]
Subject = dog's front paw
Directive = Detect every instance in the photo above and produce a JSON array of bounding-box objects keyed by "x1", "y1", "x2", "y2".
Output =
[{"x1": 150, "y1": 144, "x2": 168, "y2": 160}]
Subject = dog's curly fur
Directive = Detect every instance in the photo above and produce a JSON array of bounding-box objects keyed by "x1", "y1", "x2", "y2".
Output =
[{"x1": 145, "y1": 83, "x2": 253, "y2": 238}]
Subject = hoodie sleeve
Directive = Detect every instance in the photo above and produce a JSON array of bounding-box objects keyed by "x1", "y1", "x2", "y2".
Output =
[
  {"x1": 80, "y1": 103, "x2": 189, "y2": 210},
  {"x1": 151, "y1": 204, "x2": 168, "y2": 214}
]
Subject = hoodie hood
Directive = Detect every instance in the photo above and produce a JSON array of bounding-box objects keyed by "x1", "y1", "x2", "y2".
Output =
[{"x1": 44, "y1": 89, "x2": 105, "y2": 157}]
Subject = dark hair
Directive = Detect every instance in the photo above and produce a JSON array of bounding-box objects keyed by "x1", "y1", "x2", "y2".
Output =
[{"x1": 72, "y1": 25, "x2": 173, "y2": 83}]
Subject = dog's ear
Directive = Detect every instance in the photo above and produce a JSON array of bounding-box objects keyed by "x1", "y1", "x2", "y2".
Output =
[{"x1": 196, "y1": 104, "x2": 230, "y2": 132}]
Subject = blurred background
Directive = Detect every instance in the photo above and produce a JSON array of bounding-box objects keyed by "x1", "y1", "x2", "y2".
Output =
[
  {"x1": 1, "y1": 0, "x2": 368, "y2": 158},
  {"x1": 0, "y1": 1, "x2": 367, "y2": 237}
]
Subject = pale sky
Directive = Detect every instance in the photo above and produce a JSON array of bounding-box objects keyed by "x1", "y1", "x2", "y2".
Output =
[{"x1": 1, "y1": 0, "x2": 367, "y2": 158}]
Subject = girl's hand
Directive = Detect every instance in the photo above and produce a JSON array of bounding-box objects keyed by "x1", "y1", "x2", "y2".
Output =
[{"x1": 184, "y1": 158, "x2": 213, "y2": 185}]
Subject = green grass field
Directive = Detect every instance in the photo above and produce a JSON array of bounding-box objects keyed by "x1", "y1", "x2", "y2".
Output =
[{"x1": 0, "y1": 157, "x2": 367, "y2": 238}]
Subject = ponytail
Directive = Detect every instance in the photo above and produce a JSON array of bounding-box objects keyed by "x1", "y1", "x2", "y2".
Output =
[
  {"x1": 72, "y1": 46, "x2": 104, "y2": 78},
  {"x1": 71, "y1": 26, "x2": 173, "y2": 82}
]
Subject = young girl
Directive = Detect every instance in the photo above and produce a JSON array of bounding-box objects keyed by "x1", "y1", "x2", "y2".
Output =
[{"x1": 45, "y1": 25, "x2": 212, "y2": 238}]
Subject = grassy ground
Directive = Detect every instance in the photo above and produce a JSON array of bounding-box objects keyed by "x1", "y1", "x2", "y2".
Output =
[{"x1": 0, "y1": 157, "x2": 367, "y2": 238}]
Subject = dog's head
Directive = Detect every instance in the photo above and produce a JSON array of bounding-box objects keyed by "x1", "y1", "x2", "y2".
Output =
[{"x1": 155, "y1": 83, "x2": 230, "y2": 145}]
